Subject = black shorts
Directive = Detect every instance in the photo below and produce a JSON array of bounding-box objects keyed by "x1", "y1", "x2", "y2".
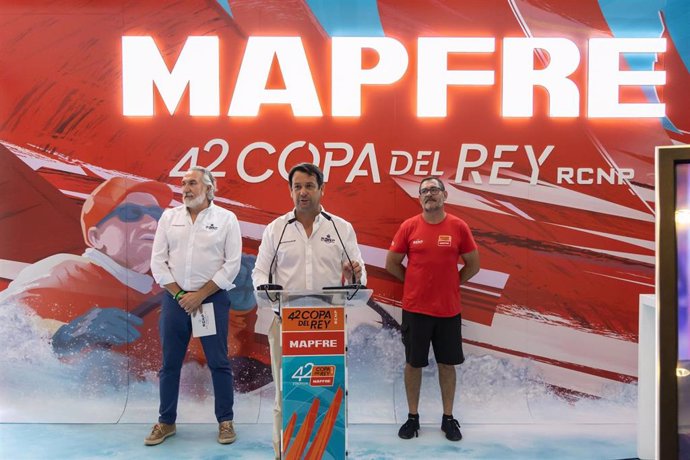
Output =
[{"x1": 401, "y1": 310, "x2": 464, "y2": 368}]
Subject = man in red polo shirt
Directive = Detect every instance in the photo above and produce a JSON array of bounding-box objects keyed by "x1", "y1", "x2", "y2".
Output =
[{"x1": 386, "y1": 176, "x2": 480, "y2": 442}]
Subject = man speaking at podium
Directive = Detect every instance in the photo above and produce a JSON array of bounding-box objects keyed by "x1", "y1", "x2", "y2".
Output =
[{"x1": 252, "y1": 163, "x2": 367, "y2": 459}]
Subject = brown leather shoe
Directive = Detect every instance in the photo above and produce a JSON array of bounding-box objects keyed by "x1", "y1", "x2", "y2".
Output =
[
  {"x1": 218, "y1": 420, "x2": 237, "y2": 444},
  {"x1": 144, "y1": 422, "x2": 176, "y2": 446}
]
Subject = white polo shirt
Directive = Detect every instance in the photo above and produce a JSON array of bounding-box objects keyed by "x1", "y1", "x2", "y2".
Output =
[
  {"x1": 151, "y1": 202, "x2": 242, "y2": 292},
  {"x1": 251, "y1": 209, "x2": 367, "y2": 290}
]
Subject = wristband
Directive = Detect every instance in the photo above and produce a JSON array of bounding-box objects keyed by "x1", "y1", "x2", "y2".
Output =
[{"x1": 174, "y1": 289, "x2": 186, "y2": 301}]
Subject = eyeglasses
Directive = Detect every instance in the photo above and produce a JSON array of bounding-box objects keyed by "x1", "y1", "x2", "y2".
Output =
[
  {"x1": 419, "y1": 187, "x2": 443, "y2": 196},
  {"x1": 98, "y1": 203, "x2": 163, "y2": 226}
]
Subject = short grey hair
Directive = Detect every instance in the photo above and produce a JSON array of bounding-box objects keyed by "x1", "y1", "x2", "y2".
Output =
[
  {"x1": 419, "y1": 176, "x2": 445, "y2": 193},
  {"x1": 188, "y1": 166, "x2": 216, "y2": 201}
]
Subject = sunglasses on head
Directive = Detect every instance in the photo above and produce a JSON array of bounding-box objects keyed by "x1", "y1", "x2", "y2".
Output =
[{"x1": 98, "y1": 203, "x2": 163, "y2": 226}]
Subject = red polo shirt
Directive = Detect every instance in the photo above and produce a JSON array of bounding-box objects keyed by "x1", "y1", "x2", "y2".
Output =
[{"x1": 390, "y1": 214, "x2": 477, "y2": 317}]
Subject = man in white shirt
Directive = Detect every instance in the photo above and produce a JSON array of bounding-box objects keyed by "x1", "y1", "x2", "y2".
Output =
[
  {"x1": 147, "y1": 166, "x2": 242, "y2": 446},
  {"x1": 252, "y1": 163, "x2": 367, "y2": 459}
]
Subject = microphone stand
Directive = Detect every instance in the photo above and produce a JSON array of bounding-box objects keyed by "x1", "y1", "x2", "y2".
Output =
[
  {"x1": 257, "y1": 216, "x2": 297, "y2": 308},
  {"x1": 320, "y1": 211, "x2": 365, "y2": 300}
]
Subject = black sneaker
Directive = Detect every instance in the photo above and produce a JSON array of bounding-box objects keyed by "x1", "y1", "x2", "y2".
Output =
[
  {"x1": 398, "y1": 414, "x2": 420, "y2": 439},
  {"x1": 441, "y1": 416, "x2": 462, "y2": 441}
]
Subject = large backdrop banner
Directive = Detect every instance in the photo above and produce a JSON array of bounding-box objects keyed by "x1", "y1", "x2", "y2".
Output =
[{"x1": 0, "y1": 0, "x2": 688, "y2": 424}]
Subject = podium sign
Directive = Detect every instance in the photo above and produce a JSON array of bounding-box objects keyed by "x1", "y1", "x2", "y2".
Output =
[
  {"x1": 282, "y1": 304, "x2": 346, "y2": 460},
  {"x1": 254, "y1": 289, "x2": 372, "y2": 460}
]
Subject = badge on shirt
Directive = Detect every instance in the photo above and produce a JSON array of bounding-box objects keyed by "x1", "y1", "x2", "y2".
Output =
[
  {"x1": 321, "y1": 234, "x2": 336, "y2": 244},
  {"x1": 206, "y1": 223, "x2": 218, "y2": 230},
  {"x1": 438, "y1": 235, "x2": 452, "y2": 246}
]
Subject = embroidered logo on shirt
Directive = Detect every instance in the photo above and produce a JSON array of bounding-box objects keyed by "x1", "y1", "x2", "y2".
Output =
[
  {"x1": 438, "y1": 235, "x2": 452, "y2": 246},
  {"x1": 321, "y1": 234, "x2": 336, "y2": 244},
  {"x1": 206, "y1": 223, "x2": 218, "y2": 230},
  {"x1": 412, "y1": 239, "x2": 423, "y2": 245}
]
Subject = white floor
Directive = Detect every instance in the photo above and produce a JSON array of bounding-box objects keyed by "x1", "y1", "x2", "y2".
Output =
[{"x1": 0, "y1": 422, "x2": 636, "y2": 459}]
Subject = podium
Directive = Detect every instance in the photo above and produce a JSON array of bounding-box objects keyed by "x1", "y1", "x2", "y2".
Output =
[{"x1": 255, "y1": 288, "x2": 372, "y2": 460}]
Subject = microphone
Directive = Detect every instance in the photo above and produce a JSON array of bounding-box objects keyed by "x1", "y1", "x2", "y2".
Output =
[
  {"x1": 257, "y1": 216, "x2": 296, "y2": 292},
  {"x1": 320, "y1": 211, "x2": 366, "y2": 290}
]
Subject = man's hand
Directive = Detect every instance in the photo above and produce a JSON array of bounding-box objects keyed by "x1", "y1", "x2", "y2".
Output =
[
  {"x1": 178, "y1": 291, "x2": 205, "y2": 315},
  {"x1": 52, "y1": 307, "x2": 143, "y2": 355},
  {"x1": 342, "y1": 260, "x2": 363, "y2": 284}
]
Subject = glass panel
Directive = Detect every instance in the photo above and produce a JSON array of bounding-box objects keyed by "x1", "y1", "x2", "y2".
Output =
[{"x1": 675, "y1": 162, "x2": 690, "y2": 456}]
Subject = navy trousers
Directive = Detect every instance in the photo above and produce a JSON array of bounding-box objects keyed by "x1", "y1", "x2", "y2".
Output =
[{"x1": 158, "y1": 289, "x2": 234, "y2": 424}]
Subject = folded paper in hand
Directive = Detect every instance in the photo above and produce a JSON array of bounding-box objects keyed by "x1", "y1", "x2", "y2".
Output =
[{"x1": 192, "y1": 303, "x2": 216, "y2": 337}]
